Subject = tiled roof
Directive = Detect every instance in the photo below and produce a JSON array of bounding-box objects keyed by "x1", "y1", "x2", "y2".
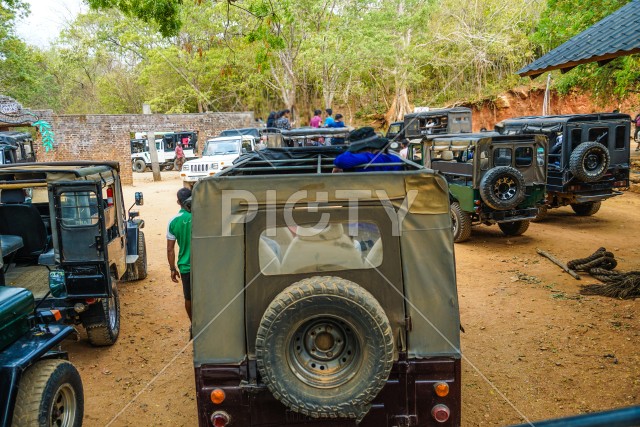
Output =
[{"x1": 518, "y1": 0, "x2": 640, "y2": 78}]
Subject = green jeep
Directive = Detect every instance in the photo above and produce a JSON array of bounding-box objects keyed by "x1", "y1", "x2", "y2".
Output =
[{"x1": 408, "y1": 133, "x2": 548, "y2": 242}]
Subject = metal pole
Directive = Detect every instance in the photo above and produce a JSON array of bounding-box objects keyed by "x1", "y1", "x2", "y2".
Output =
[{"x1": 142, "y1": 104, "x2": 161, "y2": 182}]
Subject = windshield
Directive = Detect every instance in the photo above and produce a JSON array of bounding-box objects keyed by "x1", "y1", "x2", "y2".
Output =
[
  {"x1": 204, "y1": 140, "x2": 240, "y2": 156},
  {"x1": 388, "y1": 124, "x2": 402, "y2": 134},
  {"x1": 220, "y1": 128, "x2": 259, "y2": 138}
]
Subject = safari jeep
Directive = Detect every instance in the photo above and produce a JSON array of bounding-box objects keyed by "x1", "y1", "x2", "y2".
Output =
[
  {"x1": 0, "y1": 131, "x2": 36, "y2": 164},
  {"x1": 408, "y1": 133, "x2": 548, "y2": 242},
  {"x1": 403, "y1": 107, "x2": 472, "y2": 139},
  {"x1": 131, "y1": 130, "x2": 198, "y2": 173},
  {"x1": 191, "y1": 146, "x2": 462, "y2": 426},
  {"x1": 181, "y1": 135, "x2": 258, "y2": 188},
  {"x1": 0, "y1": 243, "x2": 84, "y2": 427},
  {"x1": 495, "y1": 113, "x2": 630, "y2": 219},
  {"x1": 0, "y1": 161, "x2": 147, "y2": 347}
]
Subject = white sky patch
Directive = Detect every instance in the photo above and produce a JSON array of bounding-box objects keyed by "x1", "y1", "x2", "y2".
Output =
[{"x1": 14, "y1": 0, "x2": 86, "y2": 47}]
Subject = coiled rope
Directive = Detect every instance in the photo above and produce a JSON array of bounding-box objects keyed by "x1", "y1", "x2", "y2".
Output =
[{"x1": 568, "y1": 248, "x2": 640, "y2": 299}]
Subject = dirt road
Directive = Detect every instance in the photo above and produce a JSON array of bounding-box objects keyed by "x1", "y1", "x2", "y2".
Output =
[{"x1": 63, "y1": 172, "x2": 639, "y2": 426}]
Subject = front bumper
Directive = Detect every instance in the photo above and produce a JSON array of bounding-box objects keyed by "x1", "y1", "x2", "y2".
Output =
[{"x1": 181, "y1": 172, "x2": 220, "y2": 182}]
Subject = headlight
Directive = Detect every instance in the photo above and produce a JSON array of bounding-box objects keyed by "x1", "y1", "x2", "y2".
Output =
[{"x1": 182, "y1": 165, "x2": 189, "y2": 171}]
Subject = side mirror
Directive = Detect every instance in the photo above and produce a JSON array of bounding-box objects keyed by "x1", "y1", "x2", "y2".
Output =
[
  {"x1": 135, "y1": 192, "x2": 144, "y2": 206},
  {"x1": 49, "y1": 270, "x2": 67, "y2": 298}
]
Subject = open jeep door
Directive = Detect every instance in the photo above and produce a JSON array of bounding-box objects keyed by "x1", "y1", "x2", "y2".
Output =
[{"x1": 49, "y1": 182, "x2": 113, "y2": 298}]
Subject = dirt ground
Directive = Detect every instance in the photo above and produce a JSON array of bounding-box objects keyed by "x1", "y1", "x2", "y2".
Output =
[{"x1": 61, "y1": 170, "x2": 639, "y2": 427}]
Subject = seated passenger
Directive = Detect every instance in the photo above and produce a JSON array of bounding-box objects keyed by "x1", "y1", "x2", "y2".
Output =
[{"x1": 333, "y1": 127, "x2": 403, "y2": 172}]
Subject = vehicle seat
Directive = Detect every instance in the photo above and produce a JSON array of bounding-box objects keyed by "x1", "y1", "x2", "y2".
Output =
[
  {"x1": 0, "y1": 235, "x2": 24, "y2": 257},
  {"x1": 280, "y1": 224, "x2": 364, "y2": 274},
  {"x1": 441, "y1": 150, "x2": 455, "y2": 161},
  {"x1": 0, "y1": 190, "x2": 49, "y2": 261},
  {"x1": 480, "y1": 152, "x2": 489, "y2": 169}
]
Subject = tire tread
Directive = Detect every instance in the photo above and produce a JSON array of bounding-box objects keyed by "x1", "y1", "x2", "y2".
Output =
[{"x1": 255, "y1": 276, "x2": 394, "y2": 419}]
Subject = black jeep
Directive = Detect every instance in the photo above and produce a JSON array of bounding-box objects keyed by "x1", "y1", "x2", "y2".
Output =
[
  {"x1": 404, "y1": 107, "x2": 472, "y2": 139},
  {"x1": 495, "y1": 113, "x2": 630, "y2": 218},
  {"x1": 0, "y1": 161, "x2": 147, "y2": 347},
  {"x1": 0, "y1": 242, "x2": 84, "y2": 427},
  {"x1": 0, "y1": 131, "x2": 36, "y2": 164}
]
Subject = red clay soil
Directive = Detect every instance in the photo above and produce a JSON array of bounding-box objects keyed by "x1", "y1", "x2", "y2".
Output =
[{"x1": 469, "y1": 88, "x2": 640, "y2": 132}]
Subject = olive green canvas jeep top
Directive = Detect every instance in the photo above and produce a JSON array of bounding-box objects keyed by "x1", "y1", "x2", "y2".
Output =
[{"x1": 189, "y1": 146, "x2": 463, "y2": 425}]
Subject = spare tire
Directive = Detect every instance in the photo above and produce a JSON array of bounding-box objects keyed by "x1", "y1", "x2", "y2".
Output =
[
  {"x1": 569, "y1": 142, "x2": 610, "y2": 182},
  {"x1": 479, "y1": 166, "x2": 526, "y2": 210},
  {"x1": 256, "y1": 276, "x2": 394, "y2": 419}
]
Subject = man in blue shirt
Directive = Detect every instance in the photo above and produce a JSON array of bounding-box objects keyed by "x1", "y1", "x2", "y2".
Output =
[
  {"x1": 324, "y1": 108, "x2": 335, "y2": 127},
  {"x1": 333, "y1": 127, "x2": 403, "y2": 172}
]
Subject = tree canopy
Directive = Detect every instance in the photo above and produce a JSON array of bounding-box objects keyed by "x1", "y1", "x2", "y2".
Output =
[{"x1": 2, "y1": 0, "x2": 638, "y2": 124}]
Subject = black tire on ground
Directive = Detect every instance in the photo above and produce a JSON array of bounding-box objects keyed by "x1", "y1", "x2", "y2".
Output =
[
  {"x1": 569, "y1": 142, "x2": 610, "y2": 182},
  {"x1": 256, "y1": 276, "x2": 394, "y2": 419},
  {"x1": 531, "y1": 205, "x2": 549, "y2": 223},
  {"x1": 124, "y1": 231, "x2": 147, "y2": 281},
  {"x1": 161, "y1": 164, "x2": 174, "y2": 171},
  {"x1": 81, "y1": 280, "x2": 120, "y2": 346},
  {"x1": 498, "y1": 220, "x2": 530, "y2": 236},
  {"x1": 12, "y1": 359, "x2": 84, "y2": 427},
  {"x1": 132, "y1": 159, "x2": 147, "y2": 173},
  {"x1": 479, "y1": 166, "x2": 526, "y2": 210},
  {"x1": 450, "y1": 202, "x2": 472, "y2": 243},
  {"x1": 571, "y1": 201, "x2": 602, "y2": 216}
]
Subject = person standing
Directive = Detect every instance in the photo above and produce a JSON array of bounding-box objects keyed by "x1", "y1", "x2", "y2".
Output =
[
  {"x1": 275, "y1": 109, "x2": 292, "y2": 130},
  {"x1": 167, "y1": 188, "x2": 193, "y2": 321},
  {"x1": 324, "y1": 108, "x2": 335, "y2": 127},
  {"x1": 175, "y1": 143, "x2": 185, "y2": 170},
  {"x1": 310, "y1": 109, "x2": 322, "y2": 128}
]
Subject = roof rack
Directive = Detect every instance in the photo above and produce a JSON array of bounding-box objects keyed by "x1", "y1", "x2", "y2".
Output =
[{"x1": 216, "y1": 147, "x2": 420, "y2": 176}]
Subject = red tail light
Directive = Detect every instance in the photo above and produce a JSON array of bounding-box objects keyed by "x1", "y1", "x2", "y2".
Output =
[
  {"x1": 211, "y1": 411, "x2": 230, "y2": 427},
  {"x1": 106, "y1": 187, "x2": 114, "y2": 207},
  {"x1": 432, "y1": 404, "x2": 450, "y2": 423}
]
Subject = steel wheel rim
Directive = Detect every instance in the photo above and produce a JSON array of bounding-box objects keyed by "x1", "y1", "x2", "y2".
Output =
[
  {"x1": 494, "y1": 176, "x2": 517, "y2": 200},
  {"x1": 50, "y1": 383, "x2": 77, "y2": 427},
  {"x1": 584, "y1": 153, "x2": 601, "y2": 172},
  {"x1": 451, "y1": 210, "x2": 458, "y2": 235},
  {"x1": 108, "y1": 283, "x2": 117, "y2": 330},
  {"x1": 288, "y1": 317, "x2": 361, "y2": 389}
]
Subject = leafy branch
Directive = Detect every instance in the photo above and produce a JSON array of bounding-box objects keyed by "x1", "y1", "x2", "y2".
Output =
[{"x1": 32, "y1": 120, "x2": 55, "y2": 152}]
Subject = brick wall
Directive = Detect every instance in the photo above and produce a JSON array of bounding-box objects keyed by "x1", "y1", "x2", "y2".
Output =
[{"x1": 30, "y1": 111, "x2": 254, "y2": 185}]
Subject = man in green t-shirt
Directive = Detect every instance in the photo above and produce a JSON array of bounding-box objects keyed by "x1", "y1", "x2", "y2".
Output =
[{"x1": 167, "y1": 188, "x2": 193, "y2": 321}]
